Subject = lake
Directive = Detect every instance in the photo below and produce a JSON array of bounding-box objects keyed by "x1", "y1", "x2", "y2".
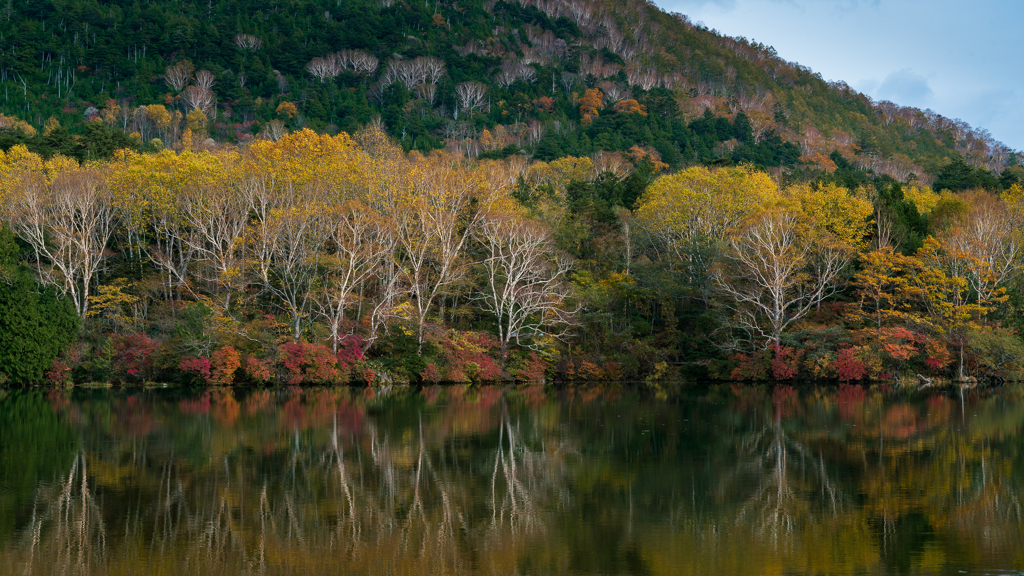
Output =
[{"x1": 1, "y1": 383, "x2": 1022, "y2": 575}]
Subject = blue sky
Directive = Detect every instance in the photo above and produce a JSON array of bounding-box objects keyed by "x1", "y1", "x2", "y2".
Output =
[{"x1": 651, "y1": 0, "x2": 1024, "y2": 152}]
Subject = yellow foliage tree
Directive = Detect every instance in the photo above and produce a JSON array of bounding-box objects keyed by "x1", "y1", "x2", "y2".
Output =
[
  {"x1": 276, "y1": 101, "x2": 298, "y2": 119},
  {"x1": 903, "y1": 184, "x2": 939, "y2": 215},
  {"x1": 613, "y1": 99, "x2": 647, "y2": 116},
  {"x1": 186, "y1": 109, "x2": 208, "y2": 135},
  {"x1": 578, "y1": 88, "x2": 603, "y2": 125},
  {"x1": 527, "y1": 156, "x2": 594, "y2": 198},
  {"x1": 634, "y1": 166, "x2": 780, "y2": 301},
  {"x1": 146, "y1": 105, "x2": 172, "y2": 139},
  {"x1": 43, "y1": 116, "x2": 61, "y2": 136}
]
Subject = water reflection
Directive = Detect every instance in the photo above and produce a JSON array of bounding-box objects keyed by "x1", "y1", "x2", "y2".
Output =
[{"x1": 0, "y1": 384, "x2": 1022, "y2": 575}]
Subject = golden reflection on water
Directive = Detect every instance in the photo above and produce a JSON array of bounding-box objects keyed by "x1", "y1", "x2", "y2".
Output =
[{"x1": 1, "y1": 384, "x2": 1023, "y2": 575}]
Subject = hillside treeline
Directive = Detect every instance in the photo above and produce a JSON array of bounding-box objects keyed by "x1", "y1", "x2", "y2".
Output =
[
  {"x1": 1, "y1": 129, "x2": 1024, "y2": 386},
  {"x1": 0, "y1": 0, "x2": 1016, "y2": 183}
]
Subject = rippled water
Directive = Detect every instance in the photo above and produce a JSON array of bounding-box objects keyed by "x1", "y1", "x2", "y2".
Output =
[{"x1": 1, "y1": 384, "x2": 1023, "y2": 575}]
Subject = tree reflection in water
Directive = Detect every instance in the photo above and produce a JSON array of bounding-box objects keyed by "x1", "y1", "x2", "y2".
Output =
[
  {"x1": 15, "y1": 452, "x2": 108, "y2": 576},
  {"x1": 727, "y1": 413, "x2": 845, "y2": 548},
  {"x1": 1, "y1": 385, "x2": 1024, "y2": 575}
]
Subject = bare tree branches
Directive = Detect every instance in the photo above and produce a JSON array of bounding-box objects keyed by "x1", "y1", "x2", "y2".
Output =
[
  {"x1": 234, "y1": 33, "x2": 262, "y2": 50},
  {"x1": 9, "y1": 167, "x2": 116, "y2": 317},
  {"x1": 476, "y1": 213, "x2": 579, "y2": 349},
  {"x1": 455, "y1": 81, "x2": 487, "y2": 117},
  {"x1": 181, "y1": 85, "x2": 215, "y2": 115},
  {"x1": 163, "y1": 61, "x2": 194, "y2": 92}
]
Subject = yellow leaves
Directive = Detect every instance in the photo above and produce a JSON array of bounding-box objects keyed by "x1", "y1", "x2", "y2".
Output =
[
  {"x1": 916, "y1": 236, "x2": 988, "y2": 326},
  {"x1": 1002, "y1": 183, "x2": 1024, "y2": 230},
  {"x1": 527, "y1": 156, "x2": 594, "y2": 197},
  {"x1": 638, "y1": 168, "x2": 870, "y2": 260},
  {"x1": 101, "y1": 100, "x2": 122, "y2": 128},
  {"x1": 185, "y1": 109, "x2": 208, "y2": 134},
  {"x1": 786, "y1": 182, "x2": 873, "y2": 250},
  {"x1": 854, "y1": 247, "x2": 927, "y2": 329},
  {"x1": 245, "y1": 129, "x2": 362, "y2": 199},
  {"x1": 87, "y1": 278, "x2": 143, "y2": 332},
  {"x1": 276, "y1": 101, "x2": 298, "y2": 119},
  {"x1": 146, "y1": 104, "x2": 172, "y2": 133},
  {"x1": 43, "y1": 116, "x2": 61, "y2": 136},
  {"x1": 0, "y1": 144, "x2": 44, "y2": 174},
  {"x1": 636, "y1": 165, "x2": 780, "y2": 243},
  {"x1": 43, "y1": 155, "x2": 81, "y2": 184},
  {"x1": 613, "y1": 99, "x2": 647, "y2": 117},
  {"x1": 0, "y1": 145, "x2": 45, "y2": 218},
  {"x1": 107, "y1": 147, "x2": 235, "y2": 230},
  {"x1": 577, "y1": 88, "x2": 603, "y2": 125},
  {"x1": 0, "y1": 113, "x2": 37, "y2": 136},
  {"x1": 903, "y1": 184, "x2": 939, "y2": 214}
]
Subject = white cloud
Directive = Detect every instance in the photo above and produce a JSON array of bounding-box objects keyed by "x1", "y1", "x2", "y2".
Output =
[{"x1": 874, "y1": 69, "x2": 933, "y2": 104}]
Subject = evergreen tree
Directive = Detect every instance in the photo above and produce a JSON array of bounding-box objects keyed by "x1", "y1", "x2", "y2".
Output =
[{"x1": 0, "y1": 228, "x2": 79, "y2": 383}]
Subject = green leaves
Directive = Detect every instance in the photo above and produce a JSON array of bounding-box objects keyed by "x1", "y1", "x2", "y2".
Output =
[{"x1": 0, "y1": 227, "x2": 79, "y2": 383}]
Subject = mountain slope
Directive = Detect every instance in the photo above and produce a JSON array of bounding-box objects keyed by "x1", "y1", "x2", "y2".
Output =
[{"x1": 0, "y1": 0, "x2": 1015, "y2": 182}]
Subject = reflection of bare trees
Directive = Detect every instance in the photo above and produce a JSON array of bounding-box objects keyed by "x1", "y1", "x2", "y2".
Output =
[
  {"x1": 490, "y1": 410, "x2": 562, "y2": 535},
  {"x1": 14, "y1": 452, "x2": 108, "y2": 576},
  {"x1": 9, "y1": 392, "x2": 1024, "y2": 575},
  {"x1": 4, "y1": 405, "x2": 573, "y2": 575},
  {"x1": 931, "y1": 440, "x2": 1024, "y2": 551},
  {"x1": 725, "y1": 420, "x2": 845, "y2": 547}
]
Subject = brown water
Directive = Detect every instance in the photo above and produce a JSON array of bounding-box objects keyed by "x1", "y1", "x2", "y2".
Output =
[{"x1": 0, "y1": 384, "x2": 1022, "y2": 575}]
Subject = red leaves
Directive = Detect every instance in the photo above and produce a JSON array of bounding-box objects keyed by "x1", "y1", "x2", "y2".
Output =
[
  {"x1": 279, "y1": 342, "x2": 346, "y2": 385},
  {"x1": 770, "y1": 344, "x2": 802, "y2": 380},
  {"x1": 835, "y1": 349, "x2": 867, "y2": 382},
  {"x1": 210, "y1": 346, "x2": 241, "y2": 385},
  {"x1": 179, "y1": 356, "x2": 211, "y2": 382}
]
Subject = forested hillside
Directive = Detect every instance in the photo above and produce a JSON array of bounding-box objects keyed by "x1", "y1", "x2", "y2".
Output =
[
  {"x1": 3, "y1": 0, "x2": 1024, "y2": 389},
  {"x1": 0, "y1": 0, "x2": 1017, "y2": 182}
]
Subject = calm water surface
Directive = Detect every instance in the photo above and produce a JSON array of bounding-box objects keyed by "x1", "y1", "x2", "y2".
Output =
[{"x1": 1, "y1": 384, "x2": 1023, "y2": 576}]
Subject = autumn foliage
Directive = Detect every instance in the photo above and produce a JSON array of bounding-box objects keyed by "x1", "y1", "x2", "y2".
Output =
[{"x1": 3, "y1": 123, "x2": 1024, "y2": 388}]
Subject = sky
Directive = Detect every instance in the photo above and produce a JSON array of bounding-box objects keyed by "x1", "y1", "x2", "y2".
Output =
[{"x1": 650, "y1": 0, "x2": 1024, "y2": 151}]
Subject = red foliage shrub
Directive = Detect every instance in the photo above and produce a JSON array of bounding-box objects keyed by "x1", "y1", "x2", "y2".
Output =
[
  {"x1": 245, "y1": 357, "x2": 273, "y2": 384},
  {"x1": 335, "y1": 336, "x2": 366, "y2": 366},
  {"x1": 576, "y1": 360, "x2": 602, "y2": 380},
  {"x1": 112, "y1": 333, "x2": 161, "y2": 380},
  {"x1": 770, "y1": 344, "x2": 802, "y2": 380},
  {"x1": 515, "y1": 352, "x2": 549, "y2": 383},
  {"x1": 279, "y1": 342, "x2": 346, "y2": 384},
  {"x1": 434, "y1": 331, "x2": 503, "y2": 383},
  {"x1": 210, "y1": 346, "x2": 241, "y2": 385},
  {"x1": 835, "y1": 348, "x2": 867, "y2": 382},
  {"x1": 179, "y1": 356, "x2": 212, "y2": 382},
  {"x1": 601, "y1": 360, "x2": 624, "y2": 381},
  {"x1": 420, "y1": 363, "x2": 443, "y2": 383},
  {"x1": 46, "y1": 360, "x2": 73, "y2": 386},
  {"x1": 729, "y1": 349, "x2": 771, "y2": 381}
]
